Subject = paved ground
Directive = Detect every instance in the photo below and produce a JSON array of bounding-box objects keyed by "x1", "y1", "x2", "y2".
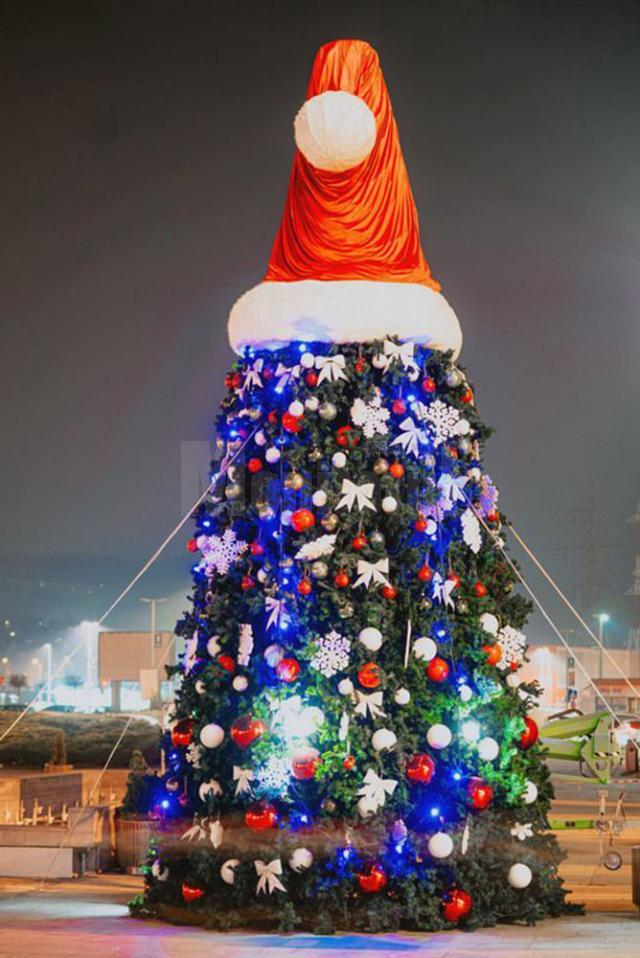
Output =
[{"x1": 0, "y1": 876, "x2": 637, "y2": 958}]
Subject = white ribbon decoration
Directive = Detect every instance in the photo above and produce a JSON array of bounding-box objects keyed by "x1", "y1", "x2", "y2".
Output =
[
  {"x1": 315, "y1": 354, "x2": 348, "y2": 384},
  {"x1": 461, "y1": 507, "x2": 482, "y2": 554},
  {"x1": 357, "y1": 768, "x2": 398, "y2": 814},
  {"x1": 233, "y1": 766, "x2": 254, "y2": 796},
  {"x1": 255, "y1": 858, "x2": 286, "y2": 895},
  {"x1": 274, "y1": 362, "x2": 300, "y2": 392},
  {"x1": 437, "y1": 473, "x2": 469, "y2": 507},
  {"x1": 432, "y1": 571, "x2": 456, "y2": 609},
  {"x1": 352, "y1": 557, "x2": 390, "y2": 590},
  {"x1": 181, "y1": 821, "x2": 207, "y2": 842},
  {"x1": 336, "y1": 479, "x2": 376, "y2": 513},
  {"x1": 354, "y1": 690, "x2": 386, "y2": 719},
  {"x1": 378, "y1": 339, "x2": 420, "y2": 377},
  {"x1": 183, "y1": 633, "x2": 199, "y2": 675},
  {"x1": 390, "y1": 417, "x2": 427, "y2": 458},
  {"x1": 240, "y1": 358, "x2": 264, "y2": 396},
  {"x1": 265, "y1": 596, "x2": 289, "y2": 631}
]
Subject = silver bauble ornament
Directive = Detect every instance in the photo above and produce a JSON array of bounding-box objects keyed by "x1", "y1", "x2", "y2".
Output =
[
  {"x1": 458, "y1": 437, "x2": 472, "y2": 455},
  {"x1": 321, "y1": 513, "x2": 340, "y2": 532},
  {"x1": 248, "y1": 407, "x2": 262, "y2": 421},
  {"x1": 308, "y1": 447, "x2": 322, "y2": 460},
  {"x1": 445, "y1": 367, "x2": 463, "y2": 387},
  {"x1": 285, "y1": 471, "x2": 305, "y2": 491},
  {"x1": 373, "y1": 457, "x2": 389, "y2": 475},
  {"x1": 457, "y1": 600, "x2": 469, "y2": 614},
  {"x1": 311, "y1": 560, "x2": 329, "y2": 579},
  {"x1": 338, "y1": 601, "x2": 355, "y2": 619},
  {"x1": 225, "y1": 483, "x2": 242, "y2": 500},
  {"x1": 258, "y1": 504, "x2": 275, "y2": 520},
  {"x1": 369, "y1": 530, "x2": 386, "y2": 549},
  {"x1": 319, "y1": 401, "x2": 337, "y2": 421}
]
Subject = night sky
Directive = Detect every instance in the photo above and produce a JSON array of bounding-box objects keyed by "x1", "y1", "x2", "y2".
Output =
[{"x1": 2, "y1": 1, "x2": 640, "y2": 657}]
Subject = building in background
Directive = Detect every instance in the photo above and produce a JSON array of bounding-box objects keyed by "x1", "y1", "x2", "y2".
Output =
[
  {"x1": 520, "y1": 644, "x2": 640, "y2": 717},
  {"x1": 98, "y1": 630, "x2": 177, "y2": 710}
]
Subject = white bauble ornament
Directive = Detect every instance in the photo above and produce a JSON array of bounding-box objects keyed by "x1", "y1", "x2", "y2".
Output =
[
  {"x1": 288, "y1": 400, "x2": 304, "y2": 418},
  {"x1": 372, "y1": 728, "x2": 397, "y2": 752},
  {"x1": 508, "y1": 863, "x2": 533, "y2": 888},
  {"x1": 194, "y1": 679, "x2": 206, "y2": 695},
  {"x1": 394, "y1": 687, "x2": 411, "y2": 705},
  {"x1": 427, "y1": 832, "x2": 454, "y2": 859},
  {"x1": 294, "y1": 90, "x2": 377, "y2": 172},
  {"x1": 233, "y1": 675, "x2": 248, "y2": 692},
  {"x1": 220, "y1": 858, "x2": 240, "y2": 885},
  {"x1": 358, "y1": 627, "x2": 383, "y2": 652},
  {"x1": 467, "y1": 467, "x2": 482, "y2": 481},
  {"x1": 332, "y1": 451, "x2": 347, "y2": 468},
  {"x1": 426, "y1": 724, "x2": 452, "y2": 750},
  {"x1": 264, "y1": 643, "x2": 284, "y2": 667},
  {"x1": 338, "y1": 678, "x2": 354, "y2": 695},
  {"x1": 457, "y1": 418, "x2": 470, "y2": 435},
  {"x1": 522, "y1": 780, "x2": 538, "y2": 805},
  {"x1": 312, "y1": 490, "x2": 328, "y2": 507},
  {"x1": 480, "y1": 612, "x2": 499, "y2": 635},
  {"x1": 381, "y1": 495, "x2": 398, "y2": 513},
  {"x1": 265, "y1": 447, "x2": 281, "y2": 464},
  {"x1": 257, "y1": 569, "x2": 268, "y2": 583},
  {"x1": 281, "y1": 510, "x2": 292, "y2": 526},
  {"x1": 412, "y1": 636, "x2": 437, "y2": 662},
  {"x1": 459, "y1": 684, "x2": 473, "y2": 703},
  {"x1": 206, "y1": 635, "x2": 221, "y2": 657},
  {"x1": 477, "y1": 736, "x2": 500, "y2": 761},
  {"x1": 300, "y1": 352, "x2": 315, "y2": 368},
  {"x1": 289, "y1": 847, "x2": 314, "y2": 872},
  {"x1": 200, "y1": 723, "x2": 224, "y2": 749},
  {"x1": 305, "y1": 395, "x2": 320, "y2": 412},
  {"x1": 254, "y1": 430, "x2": 267, "y2": 447},
  {"x1": 506, "y1": 673, "x2": 521, "y2": 689}
]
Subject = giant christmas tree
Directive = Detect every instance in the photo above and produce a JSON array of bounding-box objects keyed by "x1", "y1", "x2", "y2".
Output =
[{"x1": 130, "y1": 39, "x2": 576, "y2": 932}]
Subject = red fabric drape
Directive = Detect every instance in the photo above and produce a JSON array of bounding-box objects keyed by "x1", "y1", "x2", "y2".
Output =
[{"x1": 264, "y1": 39, "x2": 439, "y2": 290}]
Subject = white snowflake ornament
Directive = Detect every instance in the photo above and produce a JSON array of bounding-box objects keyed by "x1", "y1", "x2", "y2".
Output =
[
  {"x1": 199, "y1": 528, "x2": 248, "y2": 576},
  {"x1": 310, "y1": 630, "x2": 351, "y2": 678},
  {"x1": 497, "y1": 625, "x2": 527, "y2": 670},
  {"x1": 415, "y1": 399, "x2": 463, "y2": 447},
  {"x1": 350, "y1": 390, "x2": 390, "y2": 438}
]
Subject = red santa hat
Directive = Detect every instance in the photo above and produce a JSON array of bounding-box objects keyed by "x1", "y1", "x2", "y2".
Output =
[{"x1": 229, "y1": 39, "x2": 461, "y2": 356}]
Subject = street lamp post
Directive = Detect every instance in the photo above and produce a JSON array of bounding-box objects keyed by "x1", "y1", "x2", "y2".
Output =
[
  {"x1": 594, "y1": 613, "x2": 610, "y2": 679},
  {"x1": 140, "y1": 597, "x2": 167, "y2": 667}
]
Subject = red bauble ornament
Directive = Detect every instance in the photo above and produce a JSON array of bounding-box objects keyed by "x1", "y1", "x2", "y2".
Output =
[
  {"x1": 389, "y1": 462, "x2": 405, "y2": 479},
  {"x1": 231, "y1": 714, "x2": 266, "y2": 749},
  {"x1": 442, "y1": 888, "x2": 472, "y2": 922},
  {"x1": 250, "y1": 541, "x2": 264, "y2": 557},
  {"x1": 414, "y1": 516, "x2": 428, "y2": 533},
  {"x1": 343, "y1": 754, "x2": 355, "y2": 770},
  {"x1": 267, "y1": 409, "x2": 279, "y2": 426},
  {"x1": 262, "y1": 365, "x2": 273, "y2": 381},
  {"x1": 334, "y1": 569, "x2": 350, "y2": 588},
  {"x1": 171, "y1": 717, "x2": 194, "y2": 748},
  {"x1": 291, "y1": 508, "x2": 315, "y2": 533},
  {"x1": 417, "y1": 563, "x2": 433, "y2": 582},
  {"x1": 355, "y1": 356, "x2": 367, "y2": 374},
  {"x1": 472, "y1": 580, "x2": 488, "y2": 597},
  {"x1": 406, "y1": 752, "x2": 436, "y2": 784},
  {"x1": 248, "y1": 457, "x2": 263, "y2": 474},
  {"x1": 483, "y1": 643, "x2": 502, "y2": 666},
  {"x1": 352, "y1": 533, "x2": 367, "y2": 551},
  {"x1": 519, "y1": 716, "x2": 539, "y2": 750},
  {"x1": 181, "y1": 882, "x2": 205, "y2": 903},
  {"x1": 186, "y1": 537, "x2": 198, "y2": 553},
  {"x1": 461, "y1": 387, "x2": 474, "y2": 405},
  {"x1": 421, "y1": 376, "x2": 436, "y2": 394},
  {"x1": 217, "y1": 654, "x2": 236, "y2": 673},
  {"x1": 357, "y1": 862, "x2": 388, "y2": 893},
  {"x1": 467, "y1": 777, "x2": 494, "y2": 810},
  {"x1": 245, "y1": 802, "x2": 278, "y2": 831},
  {"x1": 276, "y1": 657, "x2": 300, "y2": 683},
  {"x1": 381, "y1": 584, "x2": 397, "y2": 600},
  {"x1": 297, "y1": 578, "x2": 313, "y2": 596},
  {"x1": 305, "y1": 370, "x2": 319, "y2": 387},
  {"x1": 336, "y1": 425, "x2": 360, "y2": 448},
  {"x1": 241, "y1": 575, "x2": 255, "y2": 591},
  {"x1": 358, "y1": 662, "x2": 381, "y2": 689},
  {"x1": 391, "y1": 398, "x2": 407, "y2": 416},
  {"x1": 291, "y1": 749, "x2": 320, "y2": 780},
  {"x1": 486, "y1": 509, "x2": 500, "y2": 523},
  {"x1": 426, "y1": 657, "x2": 450, "y2": 682},
  {"x1": 282, "y1": 411, "x2": 302, "y2": 433}
]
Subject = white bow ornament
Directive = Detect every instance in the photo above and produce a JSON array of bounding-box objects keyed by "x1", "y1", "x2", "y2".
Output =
[
  {"x1": 233, "y1": 766, "x2": 254, "y2": 796},
  {"x1": 336, "y1": 479, "x2": 376, "y2": 513},
  {"x1": 315, "y1": 354, "x2": 348, "y2": 384},
  {"x1": 255, "y1": 858, "x2": 287, "y2": 895},
  {"x1": 352, "y1": 557, "x2": 390, "y2": 590}
]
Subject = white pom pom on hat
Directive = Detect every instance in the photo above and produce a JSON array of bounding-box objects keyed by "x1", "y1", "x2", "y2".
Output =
[{"x1": 294, "y1": 91, "x2": 377, "y2": 172}]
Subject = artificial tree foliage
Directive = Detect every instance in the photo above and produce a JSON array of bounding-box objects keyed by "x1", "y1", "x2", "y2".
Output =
[{"x1": 128, "y1": 338, "x2": 578, "y2": 931}]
